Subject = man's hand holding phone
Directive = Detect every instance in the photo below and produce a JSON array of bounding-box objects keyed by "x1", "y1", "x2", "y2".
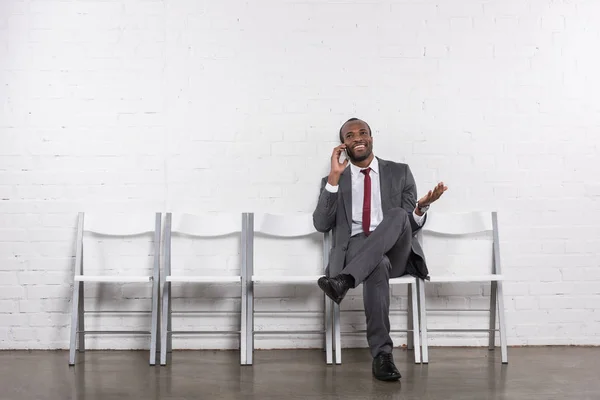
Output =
[{"x1": 328, "y1": 144, "x2": 349, "y2": 186}]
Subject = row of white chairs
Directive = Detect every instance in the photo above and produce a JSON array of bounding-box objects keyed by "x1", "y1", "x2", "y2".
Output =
[{"x1": 68, "y1": 211, "x2": 508, "y2": 366}]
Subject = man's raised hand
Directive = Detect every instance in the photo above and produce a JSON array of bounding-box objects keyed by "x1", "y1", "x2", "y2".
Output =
[
  {"x1": 328, "y1": 145, "x2": 348, "y2": 185},
  {"x1": 418, "y1": 182, "x2": 448, "y2": 207}
]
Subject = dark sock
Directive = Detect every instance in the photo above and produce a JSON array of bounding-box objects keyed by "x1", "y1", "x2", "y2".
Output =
[{"x1": 341, "y1": 274, "x2": 355, "y2": 288}]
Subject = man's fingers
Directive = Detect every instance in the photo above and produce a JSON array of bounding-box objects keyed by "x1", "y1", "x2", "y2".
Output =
[
  {"x1": 332, "y1": 145, "x2": 346, "y2": 157},
  {"x1": 422, "y1": 183, "x2": 448, "y2": 206}
]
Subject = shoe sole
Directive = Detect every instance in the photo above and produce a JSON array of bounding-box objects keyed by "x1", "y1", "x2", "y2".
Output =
[{"x1": 374, "y1": 374, "x2": 401, "y2": 382}]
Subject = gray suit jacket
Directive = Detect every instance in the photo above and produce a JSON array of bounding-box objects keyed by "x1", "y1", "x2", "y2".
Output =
[{"x1": 312, "y1": 157, "x2": 429, "y2": 280}]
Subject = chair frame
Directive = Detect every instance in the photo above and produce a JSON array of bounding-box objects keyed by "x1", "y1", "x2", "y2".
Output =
[
  {"x1": 160, "y1": 212, "x2": 248, "y2": 365},
  {"x1": 245, "y1": 212, "x2": 334, "y2": 365},
  {"x1": 332, "y1": 276, "x2": 421, "y2": 364},
  {"x1": 418, "y1": 211, "x2": 508, "y2": 364},
  {"x1": 68, "y1": 212, "x2": 161, "y2": 366}
]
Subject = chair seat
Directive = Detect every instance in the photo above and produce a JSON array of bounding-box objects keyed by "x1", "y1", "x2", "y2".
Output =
[
  {"x1": 389, "y1": 276, "x2": 417, "y2": 284},
  {"x1": 252, "y1": 275, "x2": 322, "y2": 284},
  {"x1": 166, "y1": 275, "x2": 241, "y2": 283},
  {"x1": 74, "y1": 275, "x2": 152, "y2": 283},
  {"x1": 427, "y1": 274, "x2": 505, "y2": 283}
]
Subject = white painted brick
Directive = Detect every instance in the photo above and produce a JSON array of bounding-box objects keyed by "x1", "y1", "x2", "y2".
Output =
[
  {"x1": 483, "y1": 2, "x2": 531, "y2": 17},
  {"x1": 514, "y1": 325, "x2": 540, "y2": 337},
  {"x1": 573, "y1": 283, "x2": 600, "y2": 295},
  {"x1": 514, "y1": 296, "x2": 539, "y2": 310},
  {"x1": 25, "y1": 285, "x2": 71, "y2": 299},
  {"x1": 508, "y1": 310, "x2": 550, "y2": 326},
  {"x1": 18, "y1": 300, "x2": 44, "y2": 314},
  {"x1": 0, "y1": 242, "x2": 29, "y2": 256},
  {"x1": 0, "y1": 312, "x2": 28, "y2": 326},
  {"x1": 539, "y1": 296, "x2": 600, "y2": 310},
  {"x1": 560, "y1": 267, "x2": 600, "y2": 282},
  {"x1": 0, "y1": 186, "x2": 15, "y2": 199},
  {"x1": 8, "y1": 327, "x2": 37, "y2": 342},
  {"x1": 27, "y1": 313, "x2": 56, "y2": 327},
  {"x1": 27, "y1": 228, "x2": 74, "y2": 242},
  {"x1": 0, "y1": 271, "x2": 19, "y2": 286},
  {"x1": 529, "y1": 283, "x2": 576, "y2": 296},
  {"x1": 541, "y1": 15, "x2": 565, "y2": 31},
  {"x1": 27, "y1": 258, "x2": 71, "y2": 271},
  {"x1": 19, "y1": 271, "x2": 69, "y2": 286},
  {"x1": 42, "y1": 299, "x2": 71, "y2": 314},
  {"x1": 0, "y1": 300, "x2": 19, "y2": 313}
]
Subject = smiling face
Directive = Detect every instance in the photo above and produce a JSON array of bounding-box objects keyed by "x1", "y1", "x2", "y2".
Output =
[{"x1": 339, "y1": 119, "x2": 374, "y2": 164}]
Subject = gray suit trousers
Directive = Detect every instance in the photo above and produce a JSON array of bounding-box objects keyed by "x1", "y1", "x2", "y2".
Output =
[{"x1": 342, "y1": 207, "x2": 412, "y2": 357}]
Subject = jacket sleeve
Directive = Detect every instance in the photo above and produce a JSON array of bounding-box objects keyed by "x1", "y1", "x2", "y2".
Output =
[
  {"x1": 402, "y1": 165, "x2": 427, "y2": 233},
  {"x1": 312, "y1": 177, "x2": 338, "y2": 233}
]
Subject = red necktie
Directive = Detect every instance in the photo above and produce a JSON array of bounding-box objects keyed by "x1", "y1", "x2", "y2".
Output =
[{"x1": 361, "y1": 168, "x2": 372, "y2": 236}]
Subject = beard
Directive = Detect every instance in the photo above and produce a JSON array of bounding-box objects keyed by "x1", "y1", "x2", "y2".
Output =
[{"x1": 347, "y1": 144, "x2": 373, "y2": 163}]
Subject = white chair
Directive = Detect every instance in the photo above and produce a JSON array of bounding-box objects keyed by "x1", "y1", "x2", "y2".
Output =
[
  {"x1": 160, "y1": 212, "x2": 248, "y2": 365},
  {"x1": 417, "y1": 211, "x2": 508, "y2": 364},
  {"x1": 68, "y1": 212, "x2": 161, "y2": 365},
  {"x1": 245, "y1": 212, "x2": 334, "y2": 365},
  {"x1": 332, "y1": 274, "x2": 421, "y2": 364}
]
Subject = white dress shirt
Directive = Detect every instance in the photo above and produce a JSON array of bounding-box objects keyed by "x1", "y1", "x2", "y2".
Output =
[{"x1": 325, "y1": 158, "x2": 425, "y2": 236}]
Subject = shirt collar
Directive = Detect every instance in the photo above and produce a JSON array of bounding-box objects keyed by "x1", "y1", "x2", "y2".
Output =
[{"x1": 350, "y1": 156, "x2": 379, "y2": 177}]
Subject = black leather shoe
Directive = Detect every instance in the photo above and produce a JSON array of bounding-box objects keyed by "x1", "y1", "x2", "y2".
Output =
[
  {"x1": 372, "y1": 353, "x2": 401, "y2": 381},
  {"x1": 317, "y1": 275, "x2": 351, "y2": 304}
]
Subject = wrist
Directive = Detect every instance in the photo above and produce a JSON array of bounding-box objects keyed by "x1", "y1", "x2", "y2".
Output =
[
  {"x1": 416, "y1": 201, "x2": 430, "y2": 216},
  {"x1": 328, "y1": 172, "x2": 341, "y2": 186}
]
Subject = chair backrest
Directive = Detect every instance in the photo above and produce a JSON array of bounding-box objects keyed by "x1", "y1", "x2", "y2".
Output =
[
  {"x1": 76, "y1": 212, "x2": 161, "y2": 276},
  {"x1": 253, "y1": 213, "x2": 318, "y2": 238},
  {"x1": 83, "y1": 213, "x2": 160, "y2": 236},
  {"x1": 170, "y1": 213, "x2": 243, "y2": 237},
  {"x1": 418, "y1": 211, "x2": 501, "y2": 276},
  {"x1": 164, "y1": 212, "x2": 244, "y2": 277},
  {"x1": 249, "y1": 213, "x2": 326, "y2": 276},
  {"x1": 421, "y1": 211, "x2": 493, "y2": 236}
]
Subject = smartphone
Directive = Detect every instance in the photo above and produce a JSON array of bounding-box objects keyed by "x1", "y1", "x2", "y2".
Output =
[{"x1": 339, "y1": 147, "x2": 348, "y2": 164}]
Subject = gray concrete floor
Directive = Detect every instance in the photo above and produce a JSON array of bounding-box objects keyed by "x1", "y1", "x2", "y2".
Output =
[{"x1": 0, "y1": 347, "x2": 598, "y2": 400}]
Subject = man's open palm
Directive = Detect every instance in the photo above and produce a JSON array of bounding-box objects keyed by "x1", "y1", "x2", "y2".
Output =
[{"x1": 418, "y1": 182, "x2": 448, "y2": 206}]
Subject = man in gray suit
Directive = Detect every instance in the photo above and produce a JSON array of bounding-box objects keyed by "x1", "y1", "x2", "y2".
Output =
[{"x1": 313, "y1": 118, "x2": 447, "y2": 381}]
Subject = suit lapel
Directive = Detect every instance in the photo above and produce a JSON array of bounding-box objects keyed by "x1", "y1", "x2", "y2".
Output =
[
  {"x1": 339, "y1": 168, "x2": 352, "y2": 228},
  {"x1": 379, "y1": 158, "x2": 393, "y2": 213}
]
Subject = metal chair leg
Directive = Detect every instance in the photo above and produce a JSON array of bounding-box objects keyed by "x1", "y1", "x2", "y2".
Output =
[
  {"x1": 77, "y1": 282, "x2": 85, "y2": 352},
  {"x1": 497, "y1": 281, "x2": 508, "y2": 364},
  {"x1": 407, "y1": 285, "x2": 414, "y2": 350},
  {"x1": 160, "y1": 281, "x2": 170, "y2": 366},
  {"x1": 149, "y1": 278, "x2": 159, "y2": 366},
  {"x1": 246, "y1": 281, "x2": 254, "y2": 365},
  {"x1": 325, "y1": 296, "x2": 333, "y2": 365},
  {"x1": 167, "y1": 283, "x2": 172, "y2": 353},
  {"x1": 69, "y1": 281, "x2": 82, "y2": 366},
  {"x1": 488, "y1": 280, "x2": 498, "y2": 350},
  {"x1": 410, "y1": 282, "x2": 421, "y2": 363},
  {"x1": 240, "y1": 278, "x2": 248, "y2": 365},
  {"x1": 418, "y1": 279, "x2": 429, "y2": 364},
  {"x1": 333, "y1": 302, "x2": 341, "y2": 364}
]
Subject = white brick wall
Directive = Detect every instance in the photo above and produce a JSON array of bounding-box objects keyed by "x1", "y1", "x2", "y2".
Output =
[{"x1": 1, "y1": 0, "x2": 599, "y2": 350}]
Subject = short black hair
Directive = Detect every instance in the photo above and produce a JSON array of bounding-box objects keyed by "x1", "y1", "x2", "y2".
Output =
[{"x1": 339, "y1": 118, "x2": 372, "y2": 142}]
